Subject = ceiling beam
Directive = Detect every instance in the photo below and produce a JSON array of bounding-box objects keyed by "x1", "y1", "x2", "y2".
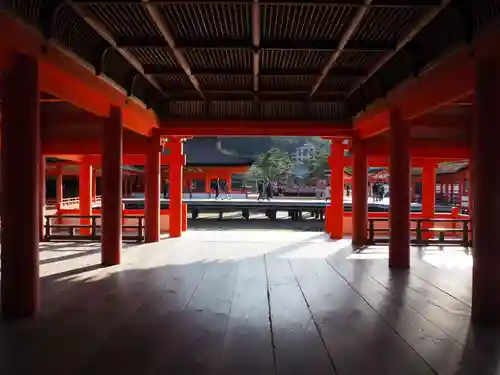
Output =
[
  {"x1": 141, "y1": 0, "x2": 205, "y2": 100},
  {"x1": 310, "y1": 0, "x2": 372, "y2": 96},
  {"x1": 346, "y1": 0, "x2": 452, "y2": 100},
  {"x1": 73, "y1": 1, "x2": 442, "y2": 8},
  {"x1": 252, "y1": 0, "x2": 260, "y2": 94},
  {"x1": 68, "y1": 1, "x2": 168, "y2": 99},
  {"x1": 143, "y1": 66, "x2": 367, "y2": 78},
  {"x1": 116, "y1": 36, "x2": 395, "y2": 52},
  {"x1": 159, "y1": 119, "x2": 352, "y2": 137}
]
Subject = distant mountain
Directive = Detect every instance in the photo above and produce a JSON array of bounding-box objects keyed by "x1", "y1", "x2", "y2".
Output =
[{"x1": 219, "y1": 136, "x2": 329, "y2": 157}]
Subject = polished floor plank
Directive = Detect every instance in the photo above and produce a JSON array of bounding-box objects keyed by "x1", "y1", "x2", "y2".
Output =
[
  {"x1": 1, "y1": 232, "x2": 494, "y2": 375},
  {"x1": 149, "y1": 260, "x2": 240, "y2": 375},
  {"x1": 74, "y1": 246, "x2": 212, "y2": 375},
  {"x1": 215, "y1": 257, "x2": 275, "y2": 375},
  {"x1": 266, "y1": 256, "x2": 336, "y2": 375},
  {"x1": 0, "y1": 242, "x2": 173, "y2": 375},
  {"x1": 290, "y1": 258, "x2": 435, "y2": 375},
  {"x1": 410, "y1": 247, "x2": 472, "y2": 306},
  {"x1": 329, "y1": 257, "x2": 466, "y2": 374}
]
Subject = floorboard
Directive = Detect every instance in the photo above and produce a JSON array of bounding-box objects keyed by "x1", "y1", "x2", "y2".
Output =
[
  {"x1": 215, "y1": 257, "x2": 275, "y2": 375},
  {"x1": 1, "y1": 231, "x2": 496, "y2": 375},
  {"x1": 266, "y1": 255, "x2": 336, "y2": 375},
  {"x1": 329, "y1": 257, "x2": 466, "y2": 374},
  {"x1": 290, "y1": 258, "x2": 435, "y2": 375}
]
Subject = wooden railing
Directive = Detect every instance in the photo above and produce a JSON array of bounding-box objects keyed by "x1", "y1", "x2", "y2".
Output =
[
  {"x1": 44, "y1": 214, "x2": 144, "y2": 242},
  {"x1": 56, "y1": 196, "x2": 102, "y2": 209},
  {"x1": 367, "y1": 217, "x2": 472, "y2": 246}
]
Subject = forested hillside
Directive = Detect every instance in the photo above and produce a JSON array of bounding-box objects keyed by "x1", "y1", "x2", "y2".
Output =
[{"x1": 219, "y1": 136, "x2": 329, "y2": 157}]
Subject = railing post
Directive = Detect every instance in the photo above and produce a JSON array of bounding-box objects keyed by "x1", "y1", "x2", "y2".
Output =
[
  {"x1": 44, "y1": 216, "x2": 50, "y2": 240},
  {"x1": 463, "y1": 220, "x2": 469, "y2": 247},
  {"x1": 368, "y1": 219, "x2": 374, "y2": 244},
  {"x1": 416, "y1": 219, "x2": 422, "y2": 243},
  {"x1": 138, "y1": 216, "x2": 144, "y2": 241},
  {"x1": 91, "y1": 216, "x2": 97, "y2": 238}
]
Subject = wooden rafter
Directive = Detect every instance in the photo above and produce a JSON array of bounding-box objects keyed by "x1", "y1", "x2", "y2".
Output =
[
  {"x1": 141, "y1": 0, "x2": 205, "y2": 100},
  {"x1": 309, "y1": 0, "x2": 372, "y2": 96},
  {"x1": 68, "y1": 1, "x2": 169, "y2": 99},
  {"x1": 346, "y1": 0, "x2": 453, "y2": 100}
]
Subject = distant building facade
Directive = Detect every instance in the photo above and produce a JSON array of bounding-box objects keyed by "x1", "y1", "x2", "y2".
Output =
[{"x1": 291, "y1": 142, "x2": 318, "y2": 164}]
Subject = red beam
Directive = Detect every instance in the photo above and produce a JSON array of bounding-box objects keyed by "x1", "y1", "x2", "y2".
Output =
[
  {"x1": 354, "y1": 109, "x2": 390, "y2": 140},
  {"x1": 42, "y1": 138, "x2": 149, "y2": 155},
  {"x1": 411, "y1": 113, "x2": 470, "y2": 128},
  {"x1": 160, "y1": 120, "x2": 352, "y2": 137},
  {"x1": 354, "y1": 20, "x2": 500, "y2": 128},
  {"x1": 0, "y1": 11, "x2": 158, "y2": 135},
  {"x1": 364, "y1": 140, "x2": 470, "y2": 159}
]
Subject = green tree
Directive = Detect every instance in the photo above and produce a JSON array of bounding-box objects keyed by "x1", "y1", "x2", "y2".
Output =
[
  {"x1": 308, "y1": 148, "x2": 330, "y2": 179},
  {"x1": 255, "y1": 148, "x2": 293, "y2": 183}
]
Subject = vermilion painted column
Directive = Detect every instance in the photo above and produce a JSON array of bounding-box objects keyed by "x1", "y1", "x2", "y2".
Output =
[
  {"x1": 39, "y1": 156, "x2": 46, "y2": 241},
  {"x1": 205, "y1": 177, "x2": 211, "y2": 193},
  {"x1": 352, "y1": 136, "x2": 368, "y2": 247},
  {"x1": 471, "y1": 58, "x2": 500, "y2": 324},
  {"x1": 79, "y1": 161, "x2": 92, "y2": 235},
  {"x1": 56, "y1": 165, "x2": 63, "y2": 207},
  {"x1": 169, "y1": 139, "x2": 184, "y2": 238},
  {"x1": 422, "y1": 161, "x2": 436, "y2": 240},
  {"x1": 1, "y1": 53, "x2": 40, "y2": 319},
  {"x1": 227, "y1": 175, "x2": 232, "y2": 193},
  {"x1": 389, "y1": 111, "x2": 411, "y2": 269},
  {"x1": 145, "y1": 129, "x2": 161, "y2": 243},
  {"x1": 327, "y1": 141, "x2": 345, "y2": 239},
  {"x1": 101, "y1": 106, "x2": 123, "y2": 265}
]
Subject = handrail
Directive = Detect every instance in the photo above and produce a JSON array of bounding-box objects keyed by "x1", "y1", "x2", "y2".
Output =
[
  {"x1": 44, "y1": 214, "x2": 144, "y2": 242},
  {"x1": 56, "y1": 195, "x2": 102, "y2": 209},
  {"x1": 367, "y1": 217, "x2": 472, "y2": 246}
]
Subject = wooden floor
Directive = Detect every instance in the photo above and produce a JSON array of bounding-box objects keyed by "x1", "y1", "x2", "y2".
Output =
[{"x1": 0, "y1": 230, "x2": 498, "y2": 375}]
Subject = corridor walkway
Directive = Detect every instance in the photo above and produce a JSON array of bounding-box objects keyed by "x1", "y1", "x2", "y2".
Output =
[{"x1": 0, "y1": 231, "x2": 494, "y2": 375}]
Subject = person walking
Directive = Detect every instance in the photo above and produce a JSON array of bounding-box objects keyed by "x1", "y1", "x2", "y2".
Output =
[
  {"x1": 265, "y1": 179, "x2": 273, "y2": 201},
  {"x1": 372, "y1": 183, "x2": 379, "y2": 202},
  {"x1": 257, "y1": 180, "x2": 264, "y2": 201},
  {"x1": 324, "y1": 184, "x2": 331, "y2": 201},
  {"x1": 214, "y1": 177, "x2": 220, "y2": 199}
]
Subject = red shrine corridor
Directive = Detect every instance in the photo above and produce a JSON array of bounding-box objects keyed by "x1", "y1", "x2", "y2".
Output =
[{"x1": 0, "y1": 232, "x2": 489, "y2": 375}]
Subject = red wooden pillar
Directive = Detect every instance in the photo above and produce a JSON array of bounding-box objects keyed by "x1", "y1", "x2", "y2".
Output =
[
  {"x1": 205, "y1": 176, "x2": 211, "y2": 193},
  {"x1": 326, "y1": 141, "x2": 345, "y2": 239},
  {"x1": 1, "y1": 53, "x2": 41, "y2": 319},
  {"x1": 39, "y1": 156, "x2": 45, "y2": 241},
  {"x1": 352, "y1": 136, "x2": 368, "y2": 246},
  {"x1": 389, "y1": 111, "x2": 411, "y2": 269},
  {"x1": 471, "y1": 58, "x2": 500, "y2": 325},
  {"x1": 79, "y1": 161, "x2": 92, "y2": 235},
  {"x1": 422, "y1": 161, "x2": 436, "y2": 239},
  {"x1": 169, "y1": 139, "x2": 184, "y2": 238},
  {"x1": 145, "y1": 129, "x2": 161, "y2": 243},
  {"x1": 227, "y1": 175, "x2": 233, "y2": 193},
  {"x1": 101, "y1": 106, "x2": 123, "y2": 265}
]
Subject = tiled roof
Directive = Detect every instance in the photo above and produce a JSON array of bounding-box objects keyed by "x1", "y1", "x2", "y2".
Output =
[{"x1": 181, "y1": 137, "x2": 254, "y2": 167}]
